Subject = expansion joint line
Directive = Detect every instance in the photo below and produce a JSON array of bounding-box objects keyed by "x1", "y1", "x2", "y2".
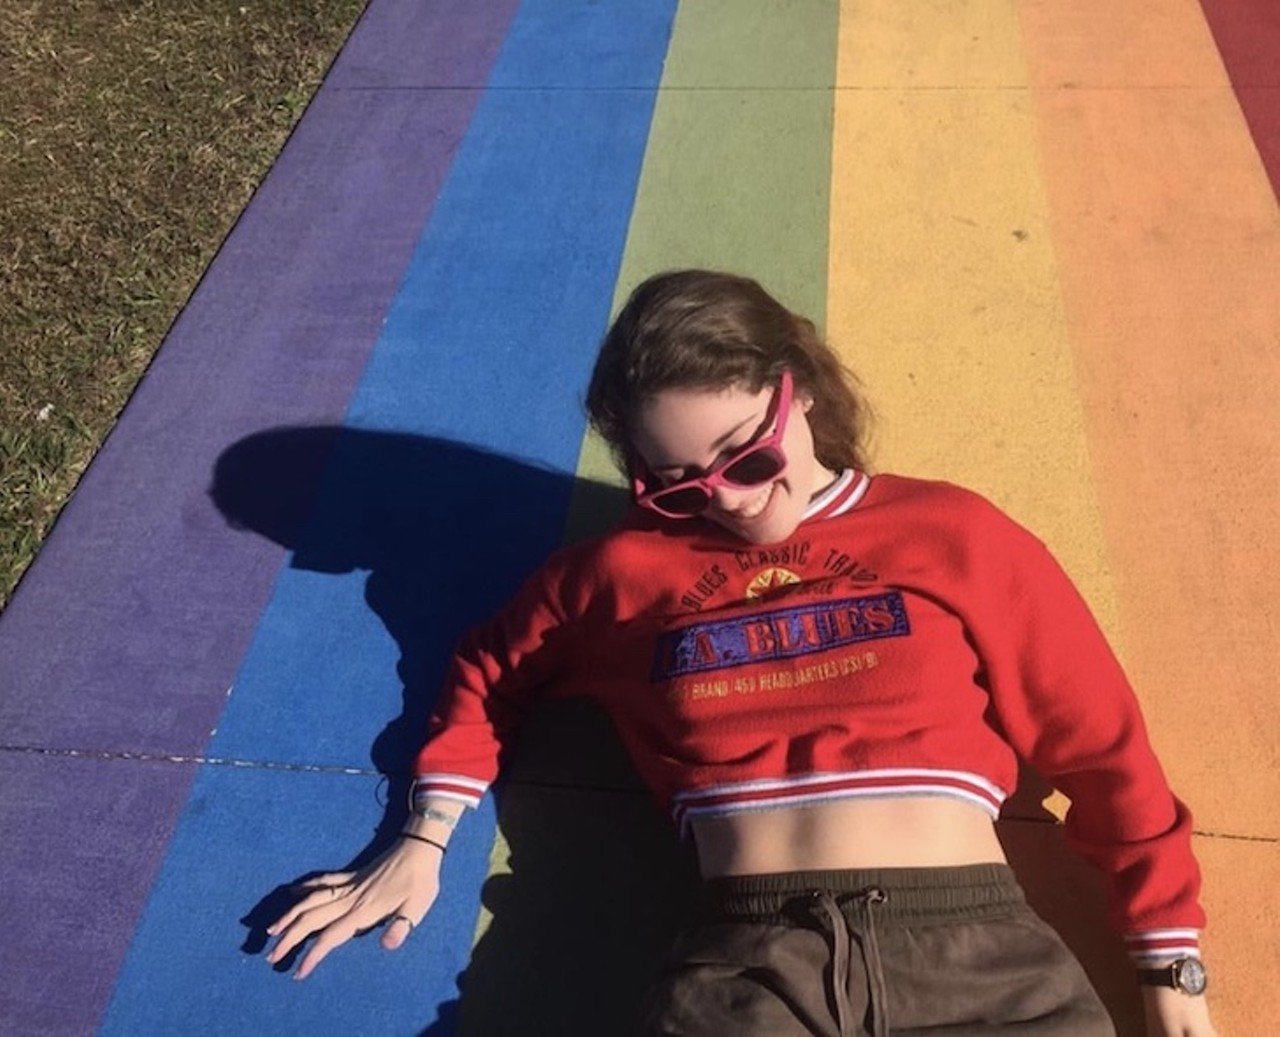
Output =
[
  {"x1": 3, "y1": 744, "x2": 1274, "y2": 843},
  {"x1": 0, "y1": 742, "x2": 379, "y2": 777}
]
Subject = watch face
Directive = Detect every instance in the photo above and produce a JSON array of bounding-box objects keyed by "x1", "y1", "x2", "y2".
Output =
[{"x1": 1174, "y1": 958, "x2": 1208, "y2": 995}]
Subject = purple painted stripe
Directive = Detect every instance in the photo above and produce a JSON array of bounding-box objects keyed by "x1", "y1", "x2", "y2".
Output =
[
  {"x1": 0, "y1": 752, "x2": 195, "y2": 1036},
  {"x1": 327, "y1": 0, "x2": 515, "y2": 89},
  {"x1": 0, "y1": 0, "x2": 520, "y2": 756}
]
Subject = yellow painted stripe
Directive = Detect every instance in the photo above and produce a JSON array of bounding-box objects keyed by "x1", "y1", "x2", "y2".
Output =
[{"x1": 826, "y1": 0, "x2": 1119, "y2": 646}]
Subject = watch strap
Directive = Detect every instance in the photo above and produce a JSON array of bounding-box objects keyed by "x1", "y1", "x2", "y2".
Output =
[{"x1": 1137, "y1": 957, "x2": 1207, "y2": 995}]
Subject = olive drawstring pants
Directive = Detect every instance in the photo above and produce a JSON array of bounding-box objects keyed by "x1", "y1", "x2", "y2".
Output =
[{"x1": 640, "y1": 864, "x2": 1116, "y2": 1036}]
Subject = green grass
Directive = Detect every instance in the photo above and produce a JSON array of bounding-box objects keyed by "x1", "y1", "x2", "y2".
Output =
[{"x1": 0, "y1": 0, "x2": 367, "y2": 609}]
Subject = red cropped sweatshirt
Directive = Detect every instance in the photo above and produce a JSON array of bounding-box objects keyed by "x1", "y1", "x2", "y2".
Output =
[{"x1": 414, "y1": 471, "x2": 1204, "y2": 963}]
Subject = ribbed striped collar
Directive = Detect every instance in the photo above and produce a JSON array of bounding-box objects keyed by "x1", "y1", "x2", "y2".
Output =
[{"x1": 802, "y1": 469, "x2": 871, "y2": 523}]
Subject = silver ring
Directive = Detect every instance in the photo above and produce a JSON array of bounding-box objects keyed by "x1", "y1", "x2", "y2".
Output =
[{"x1": 388, "y1": 913, "x2": 415, "y2": 933}]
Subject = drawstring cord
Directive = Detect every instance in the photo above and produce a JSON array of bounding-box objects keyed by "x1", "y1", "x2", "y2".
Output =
[
  {"x1": 855, "y1": 888, "x2": 889, "y2": 1037},
  {"x1": 809, "y1": 891, "x2": 854, "y2": 1035},
  {"x1": 810, "y1": 887, "x2": 889, "y2": 1037}
]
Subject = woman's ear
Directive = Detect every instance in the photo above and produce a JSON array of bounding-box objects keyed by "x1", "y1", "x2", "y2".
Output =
[{"x1": 801, "y1": 394, "x2": 815, "y2": 414}]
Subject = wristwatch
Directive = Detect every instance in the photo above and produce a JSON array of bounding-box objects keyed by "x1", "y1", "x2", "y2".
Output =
[{"x1": 1137, "y1": 957, "x2": 1208, "y2": 995}]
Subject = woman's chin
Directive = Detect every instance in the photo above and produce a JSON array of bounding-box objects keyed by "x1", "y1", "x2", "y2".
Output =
[{"x1": 711, "y1": 484, "x2": 802, "y2": 544}]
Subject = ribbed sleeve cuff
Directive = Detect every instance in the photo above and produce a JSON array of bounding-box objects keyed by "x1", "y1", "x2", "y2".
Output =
[
  {"x1": 1124, "y1": 929, "x2": 1202, "y2": 964},
  {"x1": 411, "y1": 774, "x2": 489, "y2": 810}
]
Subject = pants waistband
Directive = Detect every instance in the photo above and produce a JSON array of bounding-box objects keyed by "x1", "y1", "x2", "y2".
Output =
[{"x1": 701, "y1": 863, "x2": 1025, "y2": 927}]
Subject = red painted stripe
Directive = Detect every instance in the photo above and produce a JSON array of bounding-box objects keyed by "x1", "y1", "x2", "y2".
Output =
[{"x1": 1199, "y1": 0, "x2": 1280, "y2": 198}]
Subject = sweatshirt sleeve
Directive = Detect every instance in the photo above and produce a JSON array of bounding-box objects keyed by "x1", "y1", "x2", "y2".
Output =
[
  {"x1": 411, "y1": 546, "x2": 594, "y2": 810},
  {"x1": 957, "y1": 495, "x2": 1205, "y2": 963}
]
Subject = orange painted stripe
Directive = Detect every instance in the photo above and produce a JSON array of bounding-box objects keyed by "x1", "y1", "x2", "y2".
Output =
[
  {"x1": 1018, "y1": 2, "x2": 1280, "y2": 1031},
  {"x1": 1017, "y1": 0, "x2": 1280, "y2": 835}
]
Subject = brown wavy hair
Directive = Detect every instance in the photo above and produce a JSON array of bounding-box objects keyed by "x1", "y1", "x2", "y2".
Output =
[{"x1": 586, "y1": 270, "x2": 871, "y2": 475}]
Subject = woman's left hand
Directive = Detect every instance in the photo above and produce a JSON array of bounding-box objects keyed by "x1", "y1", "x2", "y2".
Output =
[{"x1": 1141, "y1": 986, "x2": 1219, "y2": 1036}]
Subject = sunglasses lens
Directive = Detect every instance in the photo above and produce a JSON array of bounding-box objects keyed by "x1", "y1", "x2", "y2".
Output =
[
  {"x1": 651, "y1": 485, "x2": 712, "y2": 516},
  {"x1": 722, "y1": 447, "x2": 785, "y2": 486}
]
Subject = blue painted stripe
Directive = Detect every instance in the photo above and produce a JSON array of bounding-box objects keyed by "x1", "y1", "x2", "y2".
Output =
[
  {"x1": 99, "y1": 1, "x2": 677, "y2": 1032},
  {"x1": 212, "y1": 7, "x2": 676, "y2": 770},
  {"x1": 101, "y1": 766, "x2": 500, "y2": 1037}
]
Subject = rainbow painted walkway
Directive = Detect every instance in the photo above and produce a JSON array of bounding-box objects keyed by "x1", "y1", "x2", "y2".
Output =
[{"x1": 2, "y1": 2, "x2": 1276, "y2": 1034}]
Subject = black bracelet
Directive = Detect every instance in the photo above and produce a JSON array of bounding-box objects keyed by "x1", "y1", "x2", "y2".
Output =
[{"x1": 400, "y1": 831, "x2": 448, "y2": 855}]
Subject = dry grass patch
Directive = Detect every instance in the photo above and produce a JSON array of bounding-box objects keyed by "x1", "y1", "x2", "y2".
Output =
[{"x1": 0, "y1": 0, "x2": 367, "y2": 607}]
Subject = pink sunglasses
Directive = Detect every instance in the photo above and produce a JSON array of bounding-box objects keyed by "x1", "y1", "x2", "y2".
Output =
[{"x1": 633, "y1": 371, "x2": 794, "y2": 519}]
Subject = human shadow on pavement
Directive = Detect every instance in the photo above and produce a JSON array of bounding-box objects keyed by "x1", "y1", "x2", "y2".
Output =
[{"x1": 213, "y1": 425, "x2": 695, "y2": 1034}]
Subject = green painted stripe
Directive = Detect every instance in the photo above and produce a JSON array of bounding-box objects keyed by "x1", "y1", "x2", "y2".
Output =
[{"x1": 568, "y1": 0, "x2": 841, "y2": 539}]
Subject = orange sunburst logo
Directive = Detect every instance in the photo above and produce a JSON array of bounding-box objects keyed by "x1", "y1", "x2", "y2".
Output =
[{"x1": 745, "y1": 567, "x2": 801, "y2": 600}]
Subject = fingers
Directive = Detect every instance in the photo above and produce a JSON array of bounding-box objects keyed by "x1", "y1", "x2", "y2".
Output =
[
  {"x1": 379, "y1": 913, "x2": 416, "y2": 952},
  {"x1": 267, "y1": 878, "x2": 355, "y2": 943},
  {"x1": 266, "y1": 882, "x2": 425, "y2": 978},
  {"x1": 379, "y1": 887, "x2": 436, "y2": 952},
  {"x1": 290, "y1": 885, "x2": 415, "y2": 980},
  {"x1": 291, "y1": 911, "x2": 369, "y2": 980},
  {"x1": 264, "y1": 844, "x2": 444, "y2": 978},
  {"x1": 265, "y1": 888, "x2": 352, "y2": 968},
  {"x1": 292, "y1": 871, "x2": 357, "y2": 892}
]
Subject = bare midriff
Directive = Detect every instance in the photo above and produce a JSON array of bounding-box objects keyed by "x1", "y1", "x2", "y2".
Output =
[{"x1": 690, "y1": 796, "x2": 1007, "y2": 878}]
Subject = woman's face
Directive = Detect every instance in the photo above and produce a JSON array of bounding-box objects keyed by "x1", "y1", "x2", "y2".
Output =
[{"x1": 631, "y1": 379, "x2": 833, "y2": 545}]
